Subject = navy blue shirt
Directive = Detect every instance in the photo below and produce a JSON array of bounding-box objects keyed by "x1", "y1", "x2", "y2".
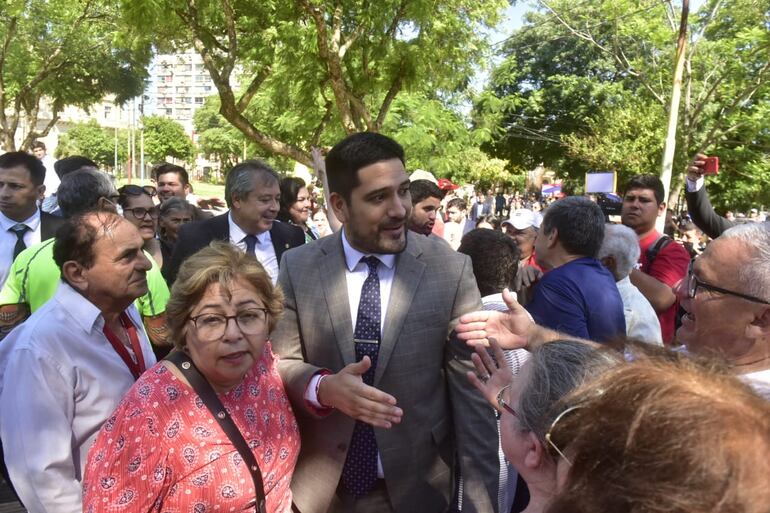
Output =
[{"x1": 526, "y1": 257, "x2": 626, "y2": 343}]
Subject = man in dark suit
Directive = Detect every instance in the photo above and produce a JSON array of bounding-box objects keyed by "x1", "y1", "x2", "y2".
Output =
[
  {"x1": 272, "y1": 133, "x2": 499, "y2": 513},
  {"x1": 685, "y1": 153, "x2": 738, "y2": 239},
  {"x1": 165, "y1": 160, "x2": 304, "y2": 283},
  {"x1": 0, "y1": 151, "x2": 64, "y2": 288}
]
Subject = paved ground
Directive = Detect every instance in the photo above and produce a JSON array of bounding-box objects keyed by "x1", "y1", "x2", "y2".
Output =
[{"x1": 0, "y1": 479, "x2": 24, "y2": 513}]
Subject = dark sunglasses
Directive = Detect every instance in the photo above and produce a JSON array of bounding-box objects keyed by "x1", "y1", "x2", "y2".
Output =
[{"x1": 118, "y1": 184, "x2": 157, "y2": 197}]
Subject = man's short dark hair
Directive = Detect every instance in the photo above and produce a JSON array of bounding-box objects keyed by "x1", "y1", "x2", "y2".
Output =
[
  {"x1": 458, "y1": 228, "x2": 520, "y2": 297},
  {"x1": 53, "y1": 212, "x2": 122, "y2": 272},
  {"x1": 0, "y1": 151, "x2": 46, "y2": 185},
  {"x1": 409, "y1": 179, "x2": 443, "y2": 205},
  {"x1": 53, "y1": 156, "x2": 97, "y2": 179},
  {"x1": 31, "y1": 141, "x2": 46, "y2": 151},
  {"x1": 624, "y1": 174, "x2": 665, "y2": 205},
  {"x1": 152, "y1": 163, "x2": 189, "y2": 186},
  {"x1": 326, "y1": 132, "x2": 405, "y2": 203},
  {"x1": 224, "y1": 159, "x2": 280, "y2": 208},
  {"x1": 447, "y1": 197, "x2": 467, "y2": 211},
  {"x1": 57, "y1": 169, "x2": 116, "y2": 218},
  {"x1": 541, "y1": 196, "x2": 606, "y2": 258}
]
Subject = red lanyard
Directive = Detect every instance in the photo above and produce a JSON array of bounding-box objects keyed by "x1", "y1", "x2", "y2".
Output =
[{"x1": 103, "y1": 313, "x2": 146, "y2": 380}]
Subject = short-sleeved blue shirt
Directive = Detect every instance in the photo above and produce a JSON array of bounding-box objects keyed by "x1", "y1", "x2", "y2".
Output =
[{"x1": 526, "y1": 257, "x2": 626, "y2": 343}]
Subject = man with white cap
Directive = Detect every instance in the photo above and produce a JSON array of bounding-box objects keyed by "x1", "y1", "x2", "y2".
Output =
[{"x1": 502, "y1": 209, "x2": 543, "y2": 270}]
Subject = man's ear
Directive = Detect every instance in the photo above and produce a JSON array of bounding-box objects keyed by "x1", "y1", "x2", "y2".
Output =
[
  {"x1": 657, "y1": 201, "x2": 667, "y2": 216},
  {"x1": 329, "y1": 192, "x2": 349, "y2": 224},
  {"x1": 184, "y1": 184, "x2": 192, "y2": 195},
  {"x1": 61, "y1": 261, "x2": 88, "y2": 293},
  {"x1": 600, "y1": 255, "x2": 616, "y2": 276},
  {"x1": 546, "y1": 227, "x2": 559, "y2": 249},
  {"x1": 36, "y1": 184, "x2": 46, "y2": 201},
  {"x1": 746, "y1": 306, "x2": 770, "y2": 342}
]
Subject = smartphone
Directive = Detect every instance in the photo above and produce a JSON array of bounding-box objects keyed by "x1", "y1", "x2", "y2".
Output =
[{"x1": 704, "y1": 156, "x2": 719, "y2": 175}]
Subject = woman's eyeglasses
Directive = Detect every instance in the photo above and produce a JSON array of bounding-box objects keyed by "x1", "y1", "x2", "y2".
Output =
[
  {"x1": 189, "y1": 309, "x2": 269, "y2": 342},
  {"x1": 118, "y1": 184, "x2": 157, "y2": 197},
  {"x1": 496, "y1": 383, "x2": 517, "y2": 417},
  {"x1": 123, "y1": 206, "x2": 160, "y2": 220}
]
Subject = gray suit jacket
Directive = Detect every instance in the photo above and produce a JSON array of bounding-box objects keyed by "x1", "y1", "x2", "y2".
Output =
[{"x1": 272, "y1": 231, "x2": 499, "y2": 513}]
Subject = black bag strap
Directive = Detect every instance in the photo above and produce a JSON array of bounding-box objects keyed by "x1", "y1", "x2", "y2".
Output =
[
  {"x1": 645, "y1": 234, "x2": 672, "y2": 271},
  {"x1": 165, "y1": 351, "x2": 266, "y2": 513}
]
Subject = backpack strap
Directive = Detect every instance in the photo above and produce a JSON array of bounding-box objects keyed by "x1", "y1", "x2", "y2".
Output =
[{"x1": 645, "y1": 234, "x2": 672, "y2": 271}]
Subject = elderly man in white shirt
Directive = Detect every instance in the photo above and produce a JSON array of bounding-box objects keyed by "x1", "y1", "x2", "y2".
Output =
[
  {"x1": 598, "y1": 223, "x2": 663, "y2": 345},
  {"x1": 0, "y1": 212, "x2": 156, "y2": 513}
]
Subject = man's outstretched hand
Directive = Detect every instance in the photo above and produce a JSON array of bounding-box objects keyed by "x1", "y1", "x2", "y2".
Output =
[
  {"x1": 318, "y1": 357, "x2": 403, "y2": 428},
  {"x1": 457, "y1": 289, "x2": 534, "y2": 349}
]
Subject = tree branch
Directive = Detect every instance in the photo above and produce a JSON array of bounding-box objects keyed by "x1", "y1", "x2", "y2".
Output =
[
  {"x1": 184, "y1": 0, "x2": 309, "y2": 165},
  {"x1": 236, "y1": 67, "x2": 270, "y2": 112},
  {"x1": 310, "y1": 101, "x2": 334, "y2": 147},
  {"x1": 0, "y1": 15, "x2": 18, "y2": 132},
  {"x1": 299, "y1": 0, "x2": 359, "y2": 133},
  {"x1": 375, "y1": 59, "x2": 406, "y2": 130}
]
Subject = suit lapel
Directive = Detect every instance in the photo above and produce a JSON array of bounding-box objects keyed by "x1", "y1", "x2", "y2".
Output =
[
  {"x1": 319, "y1": 233, "x2": 356, "y2": 366},
  {"x1": 374, "y1": 235, "x2": 425, "y2": 385}
]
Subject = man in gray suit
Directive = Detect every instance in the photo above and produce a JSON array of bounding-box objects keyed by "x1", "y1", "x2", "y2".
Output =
[{"x1": 272, "y1": 132, "x2": 498, "y2": 513}]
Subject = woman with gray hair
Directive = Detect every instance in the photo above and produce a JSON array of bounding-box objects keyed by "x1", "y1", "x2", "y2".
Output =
[{"x1": 469, "y1": 339, "x2": 621, "y2": 513}]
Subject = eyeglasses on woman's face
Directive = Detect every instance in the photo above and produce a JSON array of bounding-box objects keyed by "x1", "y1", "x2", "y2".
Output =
[
  {"x1": 189, "y1": 308, "x2": 269, "y2": 342},
  {"x1": 123, "y1": 206, "x2": 160, "y2": 220},
  {"x1": 496, "y1": 383, "x2": 518, "y2": 417}
]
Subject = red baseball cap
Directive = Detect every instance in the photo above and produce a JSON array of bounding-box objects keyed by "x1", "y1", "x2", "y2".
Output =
[{"x1": 437, "y1": 178, "x2": 459, "y2": 191}]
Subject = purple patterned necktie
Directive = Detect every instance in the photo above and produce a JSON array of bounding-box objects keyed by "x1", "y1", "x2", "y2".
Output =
[{"x1": 341, "y1": 256, "x2": 381, "y2": 497}]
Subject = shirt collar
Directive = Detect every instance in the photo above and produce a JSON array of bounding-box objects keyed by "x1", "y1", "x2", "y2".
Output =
[
  {"x1": 341, "y1": 229, "x2": 396, "y2": 272},
  {"x1": 228, "y1": 211, "x2": 271, "y2": 245},
  {"x1": 54, "y1": 281, "x2": 109, "y2": 334},
  {"x1": 0, "y1": 208, "x2": 40, "y2": 232}
]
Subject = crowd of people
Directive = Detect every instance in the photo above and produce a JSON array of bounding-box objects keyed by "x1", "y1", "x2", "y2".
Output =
[{"x1": 0, "y1": 134, "x2": 767, "y2": 513}]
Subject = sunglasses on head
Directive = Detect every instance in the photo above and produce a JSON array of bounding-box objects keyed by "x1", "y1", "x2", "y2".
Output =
[{"x1": 118, "y1": 184, "x2": 157, "y2": 197}]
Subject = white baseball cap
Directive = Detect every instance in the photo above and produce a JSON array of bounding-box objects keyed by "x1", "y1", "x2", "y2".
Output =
[{"x1": 502, "y1": 209, "x2": 542, "y2": 230}]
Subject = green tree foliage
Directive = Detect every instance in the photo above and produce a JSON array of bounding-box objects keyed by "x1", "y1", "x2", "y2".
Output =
[
  {"x1": 479, "y1": 0, "x2": 770, "y2": 210},
  {"x1": 382, "y1": 91, "x2": 518, "y2": 190},
  {"x1": 122, "y1": 0, "x2": 506, "y2": 166},
  {"x1": 55, "y1": 120, "x2": 126, "y2": 168},
  {"x1": 193, "y1": 96, "x2": 245, "y2": 171},
  {"x1": 0, "y1": 0, "x2": 152, "y2": 151},
  {"x1": 142, "y1": 115, "x2": 194, "y2": 164}
]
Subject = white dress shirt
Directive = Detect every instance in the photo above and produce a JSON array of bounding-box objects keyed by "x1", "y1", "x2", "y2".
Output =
[
  {"x1": 40, "y1": 155, "x2": 59, "y2": 197},
  {"x1": 0, "y1": 282, "x2": 156, "y2": 513},
  {"x1": 305, "y1": 229, "x2": 396, "y2": 477},
  {"x1": 0, "y1": 209, "x2": 41, "y2": 287},
  {"x1": 616, "y1": 276, "x2": 663, "y2": 345},
  {"x1": 228, "y1": 212, "x2": 280, "y2": 284},
  {"x1": 685, "y1": 175, "x2": 704, "y2": 193}
]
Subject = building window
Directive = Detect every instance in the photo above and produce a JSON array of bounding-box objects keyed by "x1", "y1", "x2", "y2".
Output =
[{"x1": 194, "y1": 97, "x2": 204, "y2": 104}]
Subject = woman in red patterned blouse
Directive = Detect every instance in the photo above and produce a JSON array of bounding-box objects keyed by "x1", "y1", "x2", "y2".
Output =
[{"x1": 83, "y1": 242, "x2": 299, "y2": 513}]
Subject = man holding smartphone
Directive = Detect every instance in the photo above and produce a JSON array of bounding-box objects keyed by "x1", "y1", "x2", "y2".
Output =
[{"x1": 686, "y1": 153, "x2": 739, "y2": 239}]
